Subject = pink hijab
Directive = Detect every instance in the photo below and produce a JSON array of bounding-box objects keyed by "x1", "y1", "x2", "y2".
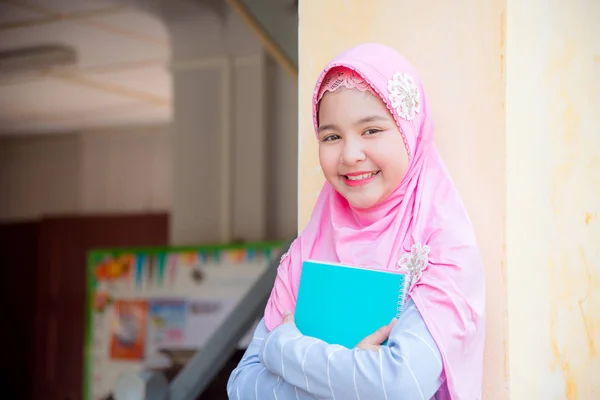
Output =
[{"x1": 264, "y1": 43, "x2": 486, "y2": 399}]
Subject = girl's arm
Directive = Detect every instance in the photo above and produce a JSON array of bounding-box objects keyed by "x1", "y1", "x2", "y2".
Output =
[
  {"x1": 258, "y1": 299, "x2": 445, "y2": 400},
  {"x1": 226, "y1": 320, "x2": 318, "y2": 400}
]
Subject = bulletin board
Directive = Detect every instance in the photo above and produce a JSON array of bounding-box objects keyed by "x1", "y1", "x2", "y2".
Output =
[{"x1": 83, "y1": 241, "x2": 284, "y2": 400}]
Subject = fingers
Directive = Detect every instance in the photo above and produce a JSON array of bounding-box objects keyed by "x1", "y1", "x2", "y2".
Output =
[
  {"x1": 282, "y1": 310, "x2": 294, "y2": 324},
  {"x1": 357, "y1": 318, "x2": 398, "y2": 350},
  {"x1": 356, "y1": 329, "x2": 387, "y2": 351},
  {"x1": 371, "y1": 324, "x2": 393, "y2": 344},
  {"x1": 388, "y1": 317, "x2": 398, "y2": 330},
  {"x1": 358, "y1": 344, "x2": 381, "y2": 352}
]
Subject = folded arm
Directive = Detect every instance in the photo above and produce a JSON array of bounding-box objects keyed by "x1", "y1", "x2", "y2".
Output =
[
  {"x1": 259, "y1": 299, "x2": 444, "y2": 400},
  {"x1": 227, "y1": 321, "x2": 318, "y2": 400}
]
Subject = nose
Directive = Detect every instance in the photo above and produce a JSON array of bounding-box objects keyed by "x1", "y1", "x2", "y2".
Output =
[{"x1": 340, "y1": 136, "x2": 366, "y2": 165}]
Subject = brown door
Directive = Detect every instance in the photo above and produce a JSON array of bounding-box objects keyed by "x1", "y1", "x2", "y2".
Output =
[
  {"x1": 0, "y1": 222, "x2": 39, "y2": 400},
  {"x1": 31, "y1": 213, "x2": 168, "y2": 400}
]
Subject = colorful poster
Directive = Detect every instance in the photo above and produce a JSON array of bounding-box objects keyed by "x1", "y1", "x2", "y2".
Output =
[
  {"x1": 84, "y1": 241, "x2": 285, "y2": 400},
  {"x1": 109, "y1": 299, "x2": 148, "y2": 361},
  {"x1": 146, "y1": 299, "x2": 187, "y2": 357}
]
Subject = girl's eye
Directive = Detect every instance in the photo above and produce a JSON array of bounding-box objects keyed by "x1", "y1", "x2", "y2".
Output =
[
  {"x1": 364, "y1": 128, "x2": 381, "y2": 136},
  {"x1": 322, "y1": 134, "x2": 340, "y2": 142}
]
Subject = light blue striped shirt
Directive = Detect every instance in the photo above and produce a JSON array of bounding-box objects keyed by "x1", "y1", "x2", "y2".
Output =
[{"x1": 227, "y1": 299, "x2": 445, "y2": 400}]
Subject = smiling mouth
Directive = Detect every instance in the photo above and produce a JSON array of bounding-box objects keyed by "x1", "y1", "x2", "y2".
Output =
[{"x1": 344, "y1": 171, "x2": 380, "y2": 181}]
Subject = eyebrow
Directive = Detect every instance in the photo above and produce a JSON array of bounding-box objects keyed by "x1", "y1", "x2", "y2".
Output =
[{"x1": 317, "y1": 115, "x2": 389, "y2": 133}]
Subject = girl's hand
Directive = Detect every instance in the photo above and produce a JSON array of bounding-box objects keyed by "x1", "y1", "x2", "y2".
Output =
[
  {"x1": 282, "y1": 311, "x2": 295, "y2": 325},
  {"x1": 356, "y1": 318, "x2": 397, "y2": 351},
  {"x1": 281, "y1": 312, "x2": 397, "y2": 352}
]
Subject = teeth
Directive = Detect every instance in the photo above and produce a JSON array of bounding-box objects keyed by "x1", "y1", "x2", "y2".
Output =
[{"x1": 346, "y1": 172, "x2": 376, "y2": 181}]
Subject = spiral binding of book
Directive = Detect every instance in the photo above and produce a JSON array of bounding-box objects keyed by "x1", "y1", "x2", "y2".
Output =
[{"x1": 395, "y1": 274, "x2": 409, "y2": 318}]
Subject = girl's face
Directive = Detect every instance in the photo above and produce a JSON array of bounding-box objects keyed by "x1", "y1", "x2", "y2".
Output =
[{"x1": 317, "y1": 88, "x2": 409, "y2": 209}]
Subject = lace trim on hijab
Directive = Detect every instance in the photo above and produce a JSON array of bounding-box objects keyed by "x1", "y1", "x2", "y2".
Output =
[
  {"x1": 313, "y1": 64, "x2": 411, "y2": 160},
  {"x1": 316, "y1": 67, "x2": 375, "y2": 103}
]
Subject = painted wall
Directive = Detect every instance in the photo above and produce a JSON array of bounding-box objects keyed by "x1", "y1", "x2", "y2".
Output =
[
  {"x1": 505, "y1": 0, "x2": 600, "y2": 398},
  {"x1": 0, "y1": 57, "x2": 298, "y2": 240},
  {"x1": 0, "y1": 126, "x2": 171, "y2": 220},
  {"x1": 298, "y1": 1, "x2": 600, "y2": 398},
  {"x1": 0, "y1": 5, "x2": 299, "y2": 243}
]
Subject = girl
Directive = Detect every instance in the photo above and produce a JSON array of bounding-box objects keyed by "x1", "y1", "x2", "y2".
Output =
[{"x1": 227, "y1": 43, "x2": 485, "y2": 400}]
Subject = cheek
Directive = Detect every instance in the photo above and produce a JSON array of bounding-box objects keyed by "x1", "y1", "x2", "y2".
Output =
[
  {"x1": 318, "y1": 145, "x2": 339, "y2": 177},
  {"x1": 378, "y1": 149, "x2": 409, "y2": 183},
  {"x1": 389, "y1": 158, "x2": 409, "y2": 183}
]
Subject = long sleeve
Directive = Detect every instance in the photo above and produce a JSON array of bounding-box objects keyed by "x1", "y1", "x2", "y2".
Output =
[
  {"x1": 227, "y1": 320, "x2": 318, "y2": 400},
  {"x1": 259, "y1": 299, "x2": 444, "y2": 400}
]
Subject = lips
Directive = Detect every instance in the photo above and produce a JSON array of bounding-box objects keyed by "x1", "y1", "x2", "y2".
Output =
[
  {"x1": 345, "y1": 171, "x2": 378, "y2": 181},
  {"x1": 342, "y1": 170, "x2": 380, "y2": 187},
  {"x1": 344, "y1": 170, "x2": 379, "y2": 179}
]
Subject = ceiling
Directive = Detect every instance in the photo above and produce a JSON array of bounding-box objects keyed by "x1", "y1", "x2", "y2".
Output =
[{"x1": 0, "y1": 0, "x2": 172, "y2": 135}]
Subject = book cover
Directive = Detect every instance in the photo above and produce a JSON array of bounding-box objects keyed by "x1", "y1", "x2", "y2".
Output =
[{"x1": 294, "y1": 260, "x2": 409, "y2": 349}]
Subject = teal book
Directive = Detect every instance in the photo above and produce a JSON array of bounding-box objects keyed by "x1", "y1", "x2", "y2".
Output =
[{"x1": 294, "y1": 260, "x2": 410, "y2": 349}]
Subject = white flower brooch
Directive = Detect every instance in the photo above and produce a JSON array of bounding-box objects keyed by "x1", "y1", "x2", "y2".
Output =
[
  {"x1": 387, "y1": 72, "x2": 421, "y2": 121},
  {"x1": 398, "y1": 243, "x2": 430, "y2": 290}
]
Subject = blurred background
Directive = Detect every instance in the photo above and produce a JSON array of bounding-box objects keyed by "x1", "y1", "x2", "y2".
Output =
[
  {"x1": 2, "y1": 1, "x2": 598, "y2": 399},
  {"x1": 0, "y1": 0, "x2": 298, "y2": 399}
]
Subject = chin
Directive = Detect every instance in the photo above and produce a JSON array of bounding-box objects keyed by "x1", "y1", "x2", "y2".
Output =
[{"x1": 345, "y1": 195, "x2": 381, "y2": 209}]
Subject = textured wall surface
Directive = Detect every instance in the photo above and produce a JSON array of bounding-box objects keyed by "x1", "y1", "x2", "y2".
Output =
[
  {"x1": 299, "y1": 1, "x2": 600, "y2": 396},
  {"x1": 505, "y1": 0, "x2": 600, "y2": 398}
]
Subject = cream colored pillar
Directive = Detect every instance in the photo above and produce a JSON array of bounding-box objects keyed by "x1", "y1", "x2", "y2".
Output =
[
  {"x1": 298, "y1": 1, "x2": 599, "y2": 398},
  {"x1": 505, "y1": 1, "x2": 600, "y2": 398}
]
